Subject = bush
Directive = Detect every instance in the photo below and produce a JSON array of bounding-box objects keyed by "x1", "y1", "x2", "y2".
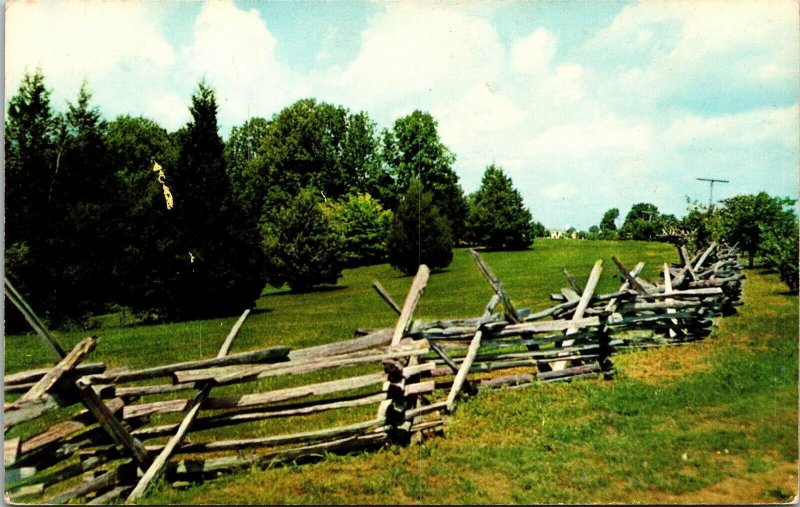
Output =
[
  {"x1": 322, "y1": 193, "x2": 393, "y2": 267},
  {"x1": 388, "y1": 179, "x2": 453, "y2": 275},
  {"x1": 262, "y1": 188, "x2": 344, "y2": 291}
]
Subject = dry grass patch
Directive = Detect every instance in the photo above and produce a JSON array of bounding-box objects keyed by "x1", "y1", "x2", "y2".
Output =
[
  {"x1": 643, "y1": 454, "x2": 797, "y2": 504},
  {"x1": 615, "y1": 340, "x2": 714, "y2": 384}
]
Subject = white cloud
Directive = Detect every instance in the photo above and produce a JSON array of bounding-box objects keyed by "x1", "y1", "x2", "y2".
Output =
[
  {"x1": 330, "y1": 3, "x2": 504, "y2": 117},
  {"x1": 6, "y1": 1, "x2": 175, "y2": 104},
  {"x1": 509, "y1": 28, "x2": 557, "y2": 73},
  {"x1": 542, "y1": 182, "x2": 577, "y2": 200},
  {"x1": 528, "y1": 119, "x2": 653, "y2": 157},
  {"x1": 180, "y1": 0, "x2": 301, "y2": 129},
  {"x1": 665, "y1": 106, "x2": 798, "y2": 149},
  {"x1": 5, "y1": 0, "x2": 797, "y2": 230},
  {"x1": 582, "y1": 0, "x2": 799, "y2": 111}
]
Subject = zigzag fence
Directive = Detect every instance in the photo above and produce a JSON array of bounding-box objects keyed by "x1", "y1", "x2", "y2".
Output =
[{"x1": 3, "y1": 242, "x2": 743, "y2": 503}]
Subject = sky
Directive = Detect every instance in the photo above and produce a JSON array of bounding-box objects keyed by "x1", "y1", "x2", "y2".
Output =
[{"x1": 5, "y1": 0, "x2": 799, "y2": 230}]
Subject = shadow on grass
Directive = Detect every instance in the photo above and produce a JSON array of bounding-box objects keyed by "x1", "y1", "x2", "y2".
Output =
[
  {"x1": 264, "y1": 285, "x2": 349, "y2": 297},
  {"x1": 248, "y1": 308, "x2": 274, "y2": 316},
  {"x1": 391, "y1": 268, "x2": 451, "y2": 279}
]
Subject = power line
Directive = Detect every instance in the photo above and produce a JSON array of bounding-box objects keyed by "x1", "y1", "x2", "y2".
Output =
[{"x1": 696, "y1": 177, "x2": 730, "y2": 208}]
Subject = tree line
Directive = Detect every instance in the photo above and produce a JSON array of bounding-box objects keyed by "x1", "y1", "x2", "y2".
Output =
[
  {"x1": 5, "y1": 72, "x2": 542, "y2": 329},
  {"x1": 583, "y1": 197, "x2": 798, "y2": 292}
]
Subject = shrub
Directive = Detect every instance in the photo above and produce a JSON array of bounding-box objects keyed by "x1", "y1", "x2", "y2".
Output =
[
  {"x1": 323, "y1": 193, "x2": 393, "y2": 267},
  {"x1": 262, "y1": 188, "x2": 344, "y2": 291}
]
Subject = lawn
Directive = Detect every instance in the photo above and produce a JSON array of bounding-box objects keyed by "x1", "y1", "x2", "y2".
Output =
[{"x1": 5, "y1": 239, "x2": 797, "y2": 504}]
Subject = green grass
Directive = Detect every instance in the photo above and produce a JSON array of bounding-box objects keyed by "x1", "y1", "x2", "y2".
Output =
[
  {"x1": 5, "y1": 240, "x2": 797, "y2": 504},
  {"x1": 4, "y1": 240, "x2": 673, "y2": 374}
]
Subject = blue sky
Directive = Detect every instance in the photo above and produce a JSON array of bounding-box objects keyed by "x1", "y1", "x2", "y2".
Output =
[{"x1": 6, "y1": 0, "x2": 798, "y2": 229}]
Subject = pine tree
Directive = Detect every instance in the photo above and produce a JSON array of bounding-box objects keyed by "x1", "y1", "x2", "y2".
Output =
[
  {"x1": 388, "y1": 179, "x2": 454, "y2": 274},
  {"x1": 45, "y1": 82, "x2": 115, "y2": 323},
  {"x1": 4, "y1": 71, "x2": 57, "y2": 329},
  {"x1": 165, "y1": 81, "x2": 267, "y2": 317},
  {"x1": 466, "y1": 164, "x2": 534, "y2": 250}
]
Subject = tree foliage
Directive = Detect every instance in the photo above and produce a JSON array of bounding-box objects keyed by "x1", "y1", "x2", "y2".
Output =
[
  {"x1": 104, "y1": 115, "x2": 178, "y2": 315},
  {"x1": 4, "y1": 71, "x2": 57, "y2": 328},
  {"x1": 715, "y1": 192, "x2": 796, "y2": 268},
  {"x1": 760, "y1": 217, "x2": 799, "y2": 293},
  {"x1": 161, "y1": 81, "x2": 267, "y2": 318},
  {"x1": 466, "y1": 164, "x2": 534, "y2": 250},
  {"x1": 383, "y1": 110, "x2": 467, "y2": 241},
  {"x1": 262, "y1": 188, "x2": 344, "y2": 291},
  {"x1": 388, "y1": 179, "x2": 454, "y2": 275},
  {"x1": 46, "y1": 83, "x2": 116, "y2": 323},
  {"x1": 532, "y1": 220, "x2": 549, "y2": 238},
  {"x1": 619, "y1": 203, "x2": 662, "y2": 241},
  {"x1": 677, "y1": 201, "x2": 718, "y2": 253},
  {"x1": 323, "y1": 193, "x2": 393, "y2": 267},
  {"x1": 225, "y1": 117, "x2": 270, "y2": 218},
  {"x1": 599, "y1": 208, "x2": 619, "y2": 239},
  {"x1": 241, "y1": 99, "x2": 389, "y2": 223}
]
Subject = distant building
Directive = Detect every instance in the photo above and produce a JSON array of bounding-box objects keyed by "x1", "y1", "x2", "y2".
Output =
[{"x1": 548, "y1": 228, "x2": 578, "y2": 239}]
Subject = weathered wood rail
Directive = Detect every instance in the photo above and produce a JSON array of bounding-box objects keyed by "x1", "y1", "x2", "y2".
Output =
[{"x1": 4, "y1": 242, "x2": 743, "y2": 503}]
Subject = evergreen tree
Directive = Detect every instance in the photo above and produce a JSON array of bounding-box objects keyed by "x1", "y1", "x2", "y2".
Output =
[
  {"x1": 165, "y1": 81, "x2": 267, "y2": 317},
  {"x1": 388, "y1": 179, "x2": 453, "y2": 274},
  {"x1": 262, "y1": 188, "x2": 344, "y2": 291},
  {"x1": 4, "y1": 71, "x2": 57, "y2": 329},
  {"x1": 382, "y1": 111, "x2": 468, "y2": 241},
  {"x1": 465, "y1": 164, "x2": 534, "y2": 250},
  {"x1": 46, "y1": 82, "x2": 115, "y2": 323}
]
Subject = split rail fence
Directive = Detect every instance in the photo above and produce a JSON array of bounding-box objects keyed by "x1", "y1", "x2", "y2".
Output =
[{"x1": 4, "y1": 242, "x2": 743, "y2": 503}]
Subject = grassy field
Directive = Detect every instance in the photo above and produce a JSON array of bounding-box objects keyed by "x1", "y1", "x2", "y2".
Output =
[{"x1": 5, "y1": 240, "x2": 797, "y2": 504}]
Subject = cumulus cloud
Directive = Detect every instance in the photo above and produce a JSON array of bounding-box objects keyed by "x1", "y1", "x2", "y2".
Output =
[
  {"x1": 180, "y1": 0, "x2": 301, "y2": 128},
  {"x1": 5, "y1": 0, "x2": 177, "y2": 120},
  {"x1": 509, "y1": 28, "x2": 557, "y2": 73},
  {"x1": 5, "y1": 0, "x2": 797, "y2": 228},
  {"x1": 582, "y1": 0, "x2": 799, "y2": 113}
]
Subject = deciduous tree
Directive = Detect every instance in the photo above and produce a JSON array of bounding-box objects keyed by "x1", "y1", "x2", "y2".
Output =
[
  {"x1": 620, "y1": 203, "x2": 661, "y2": 241},
  {"x1": 716, "y1": 192, "x2": 796, "y2": 268},
  {"x1": 599, "y1": 208, "x2": 619, "y2": 239},
  {"x1": 383, "y1": 111, "x2": 467, "y2": 241}
]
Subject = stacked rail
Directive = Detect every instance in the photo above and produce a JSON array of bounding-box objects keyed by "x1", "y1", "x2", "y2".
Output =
[{"x1": 3, "y1": 242, "x2": 744, "y2": 503}]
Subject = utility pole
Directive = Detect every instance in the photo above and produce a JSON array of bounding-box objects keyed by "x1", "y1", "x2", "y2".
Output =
[{"x1": 696, "y1": 177, "x2": 729, "y2": 208}]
